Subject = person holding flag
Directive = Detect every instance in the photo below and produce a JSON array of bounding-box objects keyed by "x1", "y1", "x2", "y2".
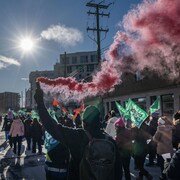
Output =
[{"x1": 132, "y1": 119, "x2": 153, "y2": 180}]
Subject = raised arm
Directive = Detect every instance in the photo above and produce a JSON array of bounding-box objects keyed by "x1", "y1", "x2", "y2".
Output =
[{"x1": 34, "y1": 81, "x2": 85, "y2": 151}]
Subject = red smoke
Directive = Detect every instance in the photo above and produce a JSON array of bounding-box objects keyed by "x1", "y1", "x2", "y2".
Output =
[
  {"x1": 38, "y1": 0, "x2": 180, "y2": 102},
  {"x1": 37, "y1": 60, "x2": 121, "y2": 102},
  {"x1": 121, "y1": 0, "x2": 180, "y2": 78}
]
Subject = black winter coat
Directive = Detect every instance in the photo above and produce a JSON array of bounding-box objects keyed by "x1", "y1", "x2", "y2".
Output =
[
  {"x1": 31, "y1": 121, "x2": 43, "y2": 140},
  {"x1": 164, "y1": 149, "x2": 180, "y2": 179}
]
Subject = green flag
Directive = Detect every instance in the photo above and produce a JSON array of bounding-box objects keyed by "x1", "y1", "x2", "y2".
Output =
[
  {"x1": 149, "y1": 97, "x2": 160, "y2": 114},
  {"x1": 48, "y1": 108, "x2": 58, "y2": 122},
  {"x1": 31, "y1": 110, "x2": 40, "y2": 120},
  {"x1": 125, "y1": 99, "x2": 148, "y2": 128},
  {"x1": 115, "y1": 101, "x2": 126, "y2": 117}
]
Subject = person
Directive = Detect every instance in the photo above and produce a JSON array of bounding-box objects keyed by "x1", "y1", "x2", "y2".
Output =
[
  {"x1": 114, "y1": 118, "x2": 132, "y2": 180},
  {"x1": 163, "y1": 143, "x2": 180, "y2": 179},
  {"x1": 44, "y1": 131, "x2": 70, "y2": 180},
  {"x1": 105, "y1": 110, "x2": 118, "y2": 139},
  {"x1": 172, "y1": 110, "x2": 180, "y2": 150},
  {"x1": 2, "y1": 114, "x2": 12, "y2": 142},
  {"x1": 103, "y1": 111, "x2": 111, "y2": 128},
  {"x1": 34, "y1": 81, "x2": 122, "y2": 180},
  {"x1": 31, "y1": 118, "x2": 43, "y2": 155},
  {"x1": 132, "y1": 120, "x2": 153, "y2": 180},
  {"x1": 74, "y1": 113, "x2": 82, "y2": 128},
  {"x1": 9, "y1": 116, "x2": 24, "y2": 156},
  {"x1": 146, "y1": 113, "x2": 158, "y2": 166},
  {"x1": 24, "y1": 115, "x2": 32, "y2": 150},
  {"x1": 0, "y1": 114, "x2": 2, "y2": 125},
  {"x1": 153, "y1": 116, "x2": 174, "y2": 180}
]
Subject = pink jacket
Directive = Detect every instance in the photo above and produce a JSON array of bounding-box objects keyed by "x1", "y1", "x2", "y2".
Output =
[{"x1": 9, "y1": 119, "x2": 24, "y2": 137}]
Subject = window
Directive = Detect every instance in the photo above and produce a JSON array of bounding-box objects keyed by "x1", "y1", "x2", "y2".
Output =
[
  {"x1": 90, "y1": 55, "x2": 97, "y2": 62},
  {"x1": 150, "y1": 96, "x2": 157, "y2": 105},
  {"x1": 77, "y1": 66, "x2": 84, "y2": 72},
  {"x1": 80, "y1": 56, "x2": 88, "y2": 63},
  {"x1": 135, "y1": 71, "x2": 144, "y2": 81},
  {"x1": 61, "y1": 57, "x2": 69, "y2": 64},
  {"x1": 161, "y1": 94, "x2": 174, "y2": 116},
  {"x1": 67, "y1": 66, "x2": 72, "y2": 73},
  {"x1": 72, "y1": 56, "x2": 77, "y2": 64},
  {"x1": 111, "y1": 101, "x2": 118, "y2": 115},
  {"x1": 132, "y1": 97, "x2": 146, "y2": 111},
  {"x1": 87, "y1": 64, "x2": 94, "y2": 72}
]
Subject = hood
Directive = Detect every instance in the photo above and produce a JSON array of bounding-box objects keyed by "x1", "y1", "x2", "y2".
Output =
[
  {"x1": 174, "y1": 119, "x2": 180, "y2": 126},
  {"x1": 158, "y1": 125, "x2": 173, "y2": 131},
  {"x1": 13, "y1": 119, "x2": 22, "y2": 123}
]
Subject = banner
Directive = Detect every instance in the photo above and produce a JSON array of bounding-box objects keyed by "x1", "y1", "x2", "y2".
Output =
[
  {"x1": 125, "y1": 99, "x2": 148, "y2": 128},
  {"x1": 44, "y1": 131, "x2": 59, "y2": 151},
  {"x1": 149, "y1": 97, "x2": 160, "y2": 114}
]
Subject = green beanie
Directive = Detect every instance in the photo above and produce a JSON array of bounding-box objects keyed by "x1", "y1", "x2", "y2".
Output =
[{"x1": 82, "y1": 105, "x2": 100, "y2": 124}]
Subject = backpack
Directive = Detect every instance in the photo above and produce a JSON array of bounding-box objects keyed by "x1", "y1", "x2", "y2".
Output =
[{"x1": 80, "y1": 131, "x2": 116, "y2": 180}]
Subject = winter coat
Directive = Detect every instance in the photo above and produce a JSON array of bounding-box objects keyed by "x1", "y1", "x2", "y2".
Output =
[
  {"x1": 24, "y1": 118, "x2": 32, "y2": 138},
  {"x1": 132, "y1": 123, "x2": 151, "y2": 157},
  {"x1": 9, "y1": 119, "x2": 24, "y2": 137},
  {"x1": 2, "y1": 116, "x2": 12, "y2": 131},
  {"x1": 115, "y1": 128, "x2": 132, "y2": 158},
  {"x1": 172, "y1": 120, "x2": 180, "y2": 149},
  {"x1": 105, "y1": 116, "x2": 118, "y2": 139},
  {"x1": 153, "y1": 125, "x2": 174, "y2": 155},
  {"x1": 31, "y1": 120, "x2": 43, "y2": 140},
  {"x1": 148, "y1": 117, "x2": 158, "y2": 136},
  {"x1": 37, "y1": 103, "x2": 122, "y2": 180},
  {"x1": 164, "y1": 148, "x2": 180, "y2": 180}
]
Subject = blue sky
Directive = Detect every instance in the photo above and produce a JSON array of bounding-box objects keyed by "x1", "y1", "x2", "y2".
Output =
[{"x1": 0, "y1": 0, "x2": 141, "y2": 94}]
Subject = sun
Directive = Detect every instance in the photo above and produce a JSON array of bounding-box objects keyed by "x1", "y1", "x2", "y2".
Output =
[{"x1": 19, "y1": 37, "x2": 35, "y2": 52}]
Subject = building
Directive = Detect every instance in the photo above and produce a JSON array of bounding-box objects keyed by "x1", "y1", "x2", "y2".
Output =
[
  {"x1": 102, "y1": 72, "x2": 180, "y2": 118},
  {"x1": 25, "y1": 88, "x2": 31, "y2": 109},
  {"x1": 29, "y1": 51, "x2": 98, "y2": 108},
  {"x1": 54, "y1": 51, "x2": 98, "y2": 80},
  {"x1": 0, "y1": 92, "x2": 20, "y2": 113}
]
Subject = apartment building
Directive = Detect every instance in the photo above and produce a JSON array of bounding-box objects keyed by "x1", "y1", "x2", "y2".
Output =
[
  {"x1": 0, "y1": 92, "x2": 20, "y2": 113},
  {"x1": 54, "y1": 51, "x2": 98, "y2": 80}
]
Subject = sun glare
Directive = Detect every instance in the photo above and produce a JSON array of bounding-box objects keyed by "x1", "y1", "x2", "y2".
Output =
[{"x1": 19, "y1": 37, "x2": 34, "y2": 52}]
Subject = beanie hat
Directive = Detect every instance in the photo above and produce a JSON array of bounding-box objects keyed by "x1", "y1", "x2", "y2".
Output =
[
  {"x1": 151, "y1": 112, "x2": 159, "y2": 118},
  {"x1": 114, "y1": 118, "x2": 125, "y2": 128},
  {"x1": 82, "y1": 105, "x2": 100, "y2": 124}
]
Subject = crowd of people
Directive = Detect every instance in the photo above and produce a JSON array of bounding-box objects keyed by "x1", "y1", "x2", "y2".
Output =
[{"x1": 0, "y1": 84, "x2": 180, "y2": 180}]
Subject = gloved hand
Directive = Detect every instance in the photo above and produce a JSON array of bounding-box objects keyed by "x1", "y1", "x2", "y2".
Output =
[{"x1": 34, "y1": 81, "x2": 44, "y2": 105}]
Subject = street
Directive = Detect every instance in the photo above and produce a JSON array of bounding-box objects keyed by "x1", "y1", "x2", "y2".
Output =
[{"x1": 0, "y1": 128, "x2": 162, "y2": 180}]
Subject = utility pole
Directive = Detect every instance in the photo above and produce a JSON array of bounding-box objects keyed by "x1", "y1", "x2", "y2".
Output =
[
  {"x1": 64, "y1": 52, "x2": 67, "y2": 77},
  {"x1": 86, "y1": 1, "x2": 111, "y2": 64}
]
